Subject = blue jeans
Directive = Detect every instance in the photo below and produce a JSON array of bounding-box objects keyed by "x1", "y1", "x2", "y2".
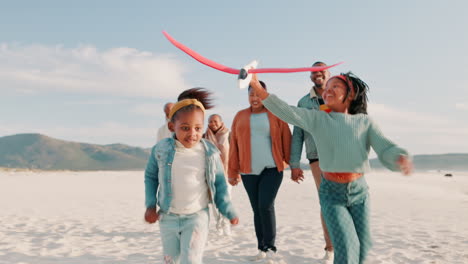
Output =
[
  {"x1": 241, "y1": 168, "x2": 283, "y2": 251},
  {"x1": 319, "y1": 175, "x2": 372, "y2": 264},
  {"x1": 159, "y1": 208, "x2": 210, "y2": 264}
]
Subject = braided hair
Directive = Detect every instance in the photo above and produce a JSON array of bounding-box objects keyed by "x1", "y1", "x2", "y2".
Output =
[{"x1": 340, "y1": 72, "x2": 369, "y2": 115}]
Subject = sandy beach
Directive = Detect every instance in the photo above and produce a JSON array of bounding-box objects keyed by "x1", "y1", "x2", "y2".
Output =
[{"x1": 0, "y1": 169, "x2": 467, "y2": 264}]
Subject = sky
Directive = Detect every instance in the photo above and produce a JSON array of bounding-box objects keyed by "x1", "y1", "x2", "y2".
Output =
[{"x1": 1, "y1": 0, "x2": 467, "y2": 156}]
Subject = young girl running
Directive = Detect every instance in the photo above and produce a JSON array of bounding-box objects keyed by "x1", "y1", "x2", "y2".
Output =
[
  {"x1": 144, "y1": 88, "x2": 239, "y2": 264},
  {"x1": 248, "y1": 72, "x2": 412, "y2": 264}
]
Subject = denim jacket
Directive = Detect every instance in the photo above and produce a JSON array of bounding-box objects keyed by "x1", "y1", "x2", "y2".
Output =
[
  {"x1": 144, "y1": 138, "x2": 237, "y2": 220},
  {"x1": 290, "y1": 89, "x2": 322, "y2": 168}
]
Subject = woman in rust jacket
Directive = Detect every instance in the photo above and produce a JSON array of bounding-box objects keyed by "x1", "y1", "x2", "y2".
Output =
[{"x1": 228, "y1": 80, "x2": 291, "y2": 261}]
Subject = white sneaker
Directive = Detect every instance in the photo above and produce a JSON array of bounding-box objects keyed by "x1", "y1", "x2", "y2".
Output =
[
  {"x1": 265, "y1": 250, "x2": 277, "y2": 264},
  {"x1": 223, "y1": 225, "x2": 231, "y2": 236},
  {"x1": 322, "y1": 250, "x2": 334, "y2": 263},
  {"x1": 216, "y1": 227, "x2": 223, "y2": 236},
  {"x1": 249, "y1": 250, "x2": 266, "y2": 261}
]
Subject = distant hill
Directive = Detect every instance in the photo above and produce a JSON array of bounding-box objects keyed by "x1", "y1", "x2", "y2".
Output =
[
  {"x1": 369, "y1": 153, "x2": 468, "y2": 172},
  {"x1": 0, "y1": 134, "x2": 151, "y2": 170},
  {"x1": 298, "y1": 153, "x2": 468, "y2": 172},
  {"x1": 2, "y1": 133, "x2": 467, "y2": 172}
]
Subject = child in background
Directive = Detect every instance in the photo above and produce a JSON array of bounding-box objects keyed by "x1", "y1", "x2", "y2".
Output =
[
  {"x1": 144, "y1": 88, "x2": 239, "y2": 264},
  {"x1": 248, "y1": 72, "x2": 412, "y2": 264},
  {"x1": 203, "y1": 114, "x2": 232, "y2": 236}
]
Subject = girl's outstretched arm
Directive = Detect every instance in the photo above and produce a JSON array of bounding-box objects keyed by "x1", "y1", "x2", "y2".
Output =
[
  {"x1": 249, "y1": 74, "x2": 319, "y2": 133},
  {"x1": 368, "y1": 118, "x2": 412, "y2": 175},
  {"x1": 144, "y1": 146, "x2": 161, "y2": 223}
]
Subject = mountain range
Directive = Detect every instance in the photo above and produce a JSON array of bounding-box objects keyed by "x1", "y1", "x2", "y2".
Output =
[
  {"x1": 1, "y1": 133, "x2": 467, "y2": 172},
  {"x1": 0, "y1": 133, "x2": 150, "y2": 170},
  {"x1": 369, "y1": 153, "x2": 468, "y2": 172}
]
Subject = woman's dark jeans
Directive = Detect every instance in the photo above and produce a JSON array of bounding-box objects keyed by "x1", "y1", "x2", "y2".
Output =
[{"x1": 241, "y1": 168, "x2": 283, "y2": 251}]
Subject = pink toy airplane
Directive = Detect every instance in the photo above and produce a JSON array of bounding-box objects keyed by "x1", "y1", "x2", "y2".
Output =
[{"x1": 162, "y1": 31, "x2": 343, "y2": 89}]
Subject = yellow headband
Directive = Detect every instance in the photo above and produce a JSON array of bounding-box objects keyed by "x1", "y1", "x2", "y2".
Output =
[{"x1": 168, "y1": 99, "x2": 205, "y2": 120}]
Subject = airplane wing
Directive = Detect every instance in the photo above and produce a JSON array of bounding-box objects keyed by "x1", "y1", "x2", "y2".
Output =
[{"x1": 162, "y1": 31, "x2": 343, "y2": 74}]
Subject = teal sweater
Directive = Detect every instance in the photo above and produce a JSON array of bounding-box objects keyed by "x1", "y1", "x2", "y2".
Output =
[
  {"x1": 263, "y1": 94, "x2": 408, "y2": 173},
  {"x1": 290, "y1": 91, "x2": 322, "y2": 168}
]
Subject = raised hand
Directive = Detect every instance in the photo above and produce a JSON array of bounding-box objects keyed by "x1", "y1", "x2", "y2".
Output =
[{"x1": 249, "y1": 73, "x2": 269, "y2": 100}]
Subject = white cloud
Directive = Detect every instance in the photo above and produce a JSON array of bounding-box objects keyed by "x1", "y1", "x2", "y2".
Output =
[
  {"x1": 0, "y1": 43, "x2": 190, "y2": 98},
  {"x1": 130, "y1": 103, "x2": 164, "y2": 117},
  {"x1": 455, "y1": 103, "x2": 468, "y2": 111},
  {"x1": 65, "y1": 99, "x2": 130, "y2": 105},
  {"x1": 369, "y1": 103, "x2": 468, "y2": 154}
]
